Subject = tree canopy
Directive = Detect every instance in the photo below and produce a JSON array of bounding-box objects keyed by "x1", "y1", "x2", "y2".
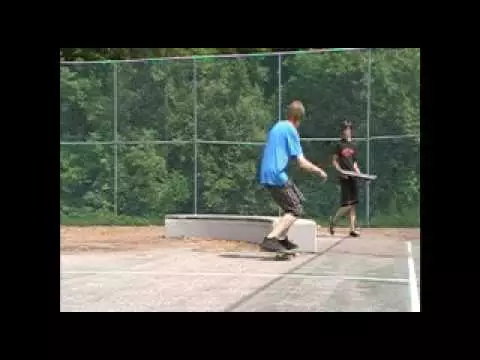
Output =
[{"x1": 60, "y1": 48, "x2": 420, "y2": 226}]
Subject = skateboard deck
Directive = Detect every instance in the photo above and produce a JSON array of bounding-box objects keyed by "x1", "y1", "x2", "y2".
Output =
[
  {"x1": 221, "y1": 249, "x2": 317, "y2": 261},
  {"x1": 341, "y1": 170, "x2": 377, "y2": 181}
]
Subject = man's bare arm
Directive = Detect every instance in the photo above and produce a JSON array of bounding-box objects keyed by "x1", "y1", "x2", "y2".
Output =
[{"x1": 297, "y1": 155, "x2": 327, "y2": 178}]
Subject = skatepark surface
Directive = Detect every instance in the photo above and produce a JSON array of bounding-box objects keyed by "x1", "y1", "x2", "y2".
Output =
[{"x1": 60, "y1": 226, "x2": 420, "y2": 312}]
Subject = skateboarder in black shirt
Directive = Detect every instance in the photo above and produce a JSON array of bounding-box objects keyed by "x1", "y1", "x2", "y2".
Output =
[{"x1": 329, "y1": 120, "x2": 361, "y2": 237}]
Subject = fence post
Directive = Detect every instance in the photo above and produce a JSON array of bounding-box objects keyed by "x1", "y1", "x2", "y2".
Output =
[
  {"x1": 193, "y1": 59, "x2": 198, "y2": 215},
  {"x1": 365, "y1": 49, "x2": 372, "y2": 226},
  {"x1": 278, "y1": 54, "x2": 282, "y2": 121},
  {"x1": 277, "y1": 53, "x2": 282, "y2": 218},
  {"x1": 113, "y1": 62, "x2": 118, "y2": 217}
]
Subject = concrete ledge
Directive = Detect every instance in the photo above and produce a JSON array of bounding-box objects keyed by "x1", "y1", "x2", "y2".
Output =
[{"x1": 165, "y1": 214, "x2": 318, "y2": 252}]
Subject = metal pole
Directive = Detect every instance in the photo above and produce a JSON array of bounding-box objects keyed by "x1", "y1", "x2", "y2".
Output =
[
  {"x1": 193, "y1": 59, "x2": 198, "y2": 214},
  {"x1": 277, "y1": 54, "x2": 282, "y2": 218},
  {"x1": 60, "y1": 135, "x2": 419, "y2": 147},
  {"x1": 60, "y1": 48, "x2": 367, "y2": 65},
  {"x1": 278, "y1": 54, "x2": 282, "y2": 121},
  {"x1": 113, "y1": 63, "x2": 118, "y2": 217},
  {"x1": 365, "y1": 49, "x2": 372, "y2": 226}
]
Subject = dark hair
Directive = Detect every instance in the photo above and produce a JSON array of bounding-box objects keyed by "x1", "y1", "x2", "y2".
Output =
[{"x1": 341, "y1": 119, "x2": 353, "y2": 130}]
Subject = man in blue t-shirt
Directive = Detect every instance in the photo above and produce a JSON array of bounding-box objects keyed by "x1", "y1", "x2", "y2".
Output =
[{"x1": 259, "y1": 100, "x2": 328, "y2": 252}]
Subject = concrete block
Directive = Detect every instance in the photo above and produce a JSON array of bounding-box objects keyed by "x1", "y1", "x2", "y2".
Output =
[{"x1": 165, "y1": 214, "x2": 317, "y2": 252}]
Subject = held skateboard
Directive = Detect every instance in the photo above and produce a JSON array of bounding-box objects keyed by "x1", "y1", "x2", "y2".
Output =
[{"x1": 340, "y1": 170, "x2": 377, "y2": 181}]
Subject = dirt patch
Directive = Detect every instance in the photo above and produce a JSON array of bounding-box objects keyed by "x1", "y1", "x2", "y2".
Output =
[
  {"x1": 60, "y1": 226, "x2": 420, "y2": 254},
  {"x1": 60, "y1": 226, "x2": 260, "y2": 253}
]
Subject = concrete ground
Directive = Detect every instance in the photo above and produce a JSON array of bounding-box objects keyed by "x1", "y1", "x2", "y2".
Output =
[{"x1": 61, "y1": 228, "x2": 420, "y2": 312}]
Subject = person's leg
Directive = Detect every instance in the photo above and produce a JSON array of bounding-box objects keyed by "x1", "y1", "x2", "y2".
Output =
[
  {"x1": 262, "y1": 183, "x2": 303, "y2": 251},
  {"x1": 277, "y1": 182, "x2": 304, "y2": 250},
  {"x1": 329, "y1": 206, "x2": 351, "y2": 234},
  {"x1": 278, "y1": 219, "x2": 298, "y2": 250},
  {"x1": 266, "y1": 213, "x2": 296, "y2": 240},
  {"x1": 278, "y1": 227, "x2": 288, "y2": 240},
  {"x1": 349, "y1": 205, "x2": 357, "y2": 232},
  {"x1": 348, "y1": 178, "x2": 360, "y2": 237},
  {"x1": 277, "y1": 218, "x2": 289, "y2": 241},
  {"x1": 329, "y1": 179, "x2": 352, "y2": 235}
]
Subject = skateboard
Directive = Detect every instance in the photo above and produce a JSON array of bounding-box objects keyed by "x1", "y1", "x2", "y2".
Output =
[
  {"x1": 340, "y1": 170, "x2": 377, "y2": 181},
  {"x1": 273, "y1": 250, "x2": 297, "y2": 261},
  {"x1": 274, "y1": 249, "x2": 323, "y2": 260},
  {"x1": 221, "y1": 249, "x2": 317, "y2": 261}
]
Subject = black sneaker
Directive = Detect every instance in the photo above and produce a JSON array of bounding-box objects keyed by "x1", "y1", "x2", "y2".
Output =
[
  {"x1": 260, "y1": 237, "x2": 287, "y2": 252},
  {"x1": 349, "y1": 230, "x2": 360, "y2": 237},
  {"x1": 279, "y1": 237, "x2": 299, "y2": 250},
  {"x1": 329, "y1": 217, "x2": 335, "y2": 235}
]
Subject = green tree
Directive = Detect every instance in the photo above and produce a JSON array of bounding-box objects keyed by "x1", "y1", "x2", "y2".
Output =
[{"x1": 60, "y1": 48, "x2": 420, "y2": 226}]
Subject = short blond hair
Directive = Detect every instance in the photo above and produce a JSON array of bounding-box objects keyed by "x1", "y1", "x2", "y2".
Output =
[{"x1": 287, "y1": 100, "x2": 305, "y2": 121}]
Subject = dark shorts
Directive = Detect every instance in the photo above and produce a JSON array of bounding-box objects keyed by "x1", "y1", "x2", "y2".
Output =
[
  {"x1": 266, "y1": 180, "x2": 304, "y2": 217},
  {"x1": 340, "y1": 177, "x2": 358, "y2": 207}
]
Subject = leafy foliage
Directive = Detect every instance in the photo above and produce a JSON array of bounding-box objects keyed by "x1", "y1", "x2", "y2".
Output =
[{"x1": 60, "y1": 48, "x2": 420, "y2": 226}]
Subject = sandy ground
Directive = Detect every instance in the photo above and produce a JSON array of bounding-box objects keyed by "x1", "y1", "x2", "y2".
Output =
[{"x1": 60, "y1": 226, "x2": 420, "y2": 254}]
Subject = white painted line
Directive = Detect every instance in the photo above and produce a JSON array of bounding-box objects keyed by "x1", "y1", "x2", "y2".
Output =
[
  {"x1": 406, "y1": 241, "x2": 420, "y2": 312},
  {"x1": 62, "y1": 270, "x2": 408, "y2": 284}
]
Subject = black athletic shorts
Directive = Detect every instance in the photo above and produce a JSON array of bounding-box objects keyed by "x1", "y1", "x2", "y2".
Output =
[
  {"x1": 266, "y1": 180, "x2": 304, "y2": 217},
  {"x1": 340, "y1": 177, "x2": 358, "y2": 206}
]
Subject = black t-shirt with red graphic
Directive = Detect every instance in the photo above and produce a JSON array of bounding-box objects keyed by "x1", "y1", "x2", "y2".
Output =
[{"x1": 335, "y1": 139, "x2": 357, "y2": 172}]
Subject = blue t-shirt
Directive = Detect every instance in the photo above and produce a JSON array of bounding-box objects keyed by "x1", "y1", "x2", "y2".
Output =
[{"x1": 259, "y1": 120, "x2": 303, "y2": 186}]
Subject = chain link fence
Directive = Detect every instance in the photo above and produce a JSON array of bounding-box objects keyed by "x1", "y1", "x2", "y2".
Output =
[{"x1": 60, "y1": 48, "x2": 420, "y2": 226}]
